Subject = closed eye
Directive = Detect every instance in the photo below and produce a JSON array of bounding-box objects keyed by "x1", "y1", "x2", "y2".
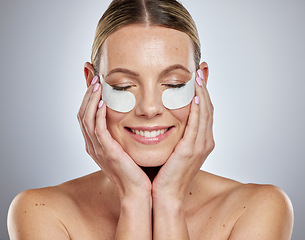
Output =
[
  {"x1": 112, "y1": 85, "x2": 132, "y2": 91},
  {"x1": 164, "y1": 83, "x2": 186, "y2": 89}
]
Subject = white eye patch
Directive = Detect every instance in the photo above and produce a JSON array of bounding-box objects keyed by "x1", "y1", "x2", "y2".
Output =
[
  {"x1": 162, "y1": 72, "x2": 195, "y2": 109},
  {"x1": 101, "y1": 80, "x2": 136, "y2": 113},
  {"x1": 100, "y1": 72, "x2": 195, "y2": 113}
]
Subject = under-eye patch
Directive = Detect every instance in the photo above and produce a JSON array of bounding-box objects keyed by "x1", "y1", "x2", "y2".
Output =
[
  {"x1": 162, "y1": 72, "x2": 195, "y2": 109},
  {"x1": 100, "y1": 72, "x2": 195, "y2": 113},
  {"x1": 101, "y1": 80, "x2": 136, "y2": 113}
]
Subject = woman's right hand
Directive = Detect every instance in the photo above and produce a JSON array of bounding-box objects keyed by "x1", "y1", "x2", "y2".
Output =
[{"x1": 77, "y1": 76, "x2": 151, "y2": 200}]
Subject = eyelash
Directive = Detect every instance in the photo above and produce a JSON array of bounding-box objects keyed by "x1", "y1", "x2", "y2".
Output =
[
  {"x1": 164, "y1": 83, "x2": 185, "y2": 89},
  {"x1": 112, "y1": 85, "x2": 132, "y2": 91},
  {"x1": 112, "y1": 83, "x2": 185, "y2": 91}
]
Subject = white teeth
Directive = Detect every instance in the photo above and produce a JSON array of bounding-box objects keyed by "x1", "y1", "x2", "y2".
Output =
[
  {"x1": 151, "y1": 130, "x2": 157, "y2": 138},
  {"x1": 131, "y1": 128, "x2": 169, "y2": 137}
]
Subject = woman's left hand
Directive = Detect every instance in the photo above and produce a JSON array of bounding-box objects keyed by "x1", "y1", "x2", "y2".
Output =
[{"x1": 152, "y1": 69, "x2": 215, "y2": 202}]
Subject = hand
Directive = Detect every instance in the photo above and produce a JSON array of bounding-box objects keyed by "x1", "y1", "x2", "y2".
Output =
[
  {"x1": 152, "y1": 70, "x2": 215, "y2": 201},
  {"x1": 77, "y1": 77, "x2": 151, "y2": 199}
]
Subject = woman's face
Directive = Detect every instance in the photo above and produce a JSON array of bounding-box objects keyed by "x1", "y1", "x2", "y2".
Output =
[{"x1": 99, "y1": 25, "x2": 196, "y2": 167}]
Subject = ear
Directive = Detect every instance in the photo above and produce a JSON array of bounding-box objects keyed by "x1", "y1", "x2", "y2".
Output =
[
  {"x1": 84, "y1": 62, "x2": 96, "y2": 88},
  {"x1": 198, "y1": 62, "x2": 209, "y2": 85}
]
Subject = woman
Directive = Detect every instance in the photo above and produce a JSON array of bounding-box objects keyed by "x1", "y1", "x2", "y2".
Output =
[{"x1": 8, "y1": 0, "x2": 293, "y2": 239}]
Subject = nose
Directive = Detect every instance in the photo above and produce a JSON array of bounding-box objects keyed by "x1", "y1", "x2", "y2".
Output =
[{"x1": 134, "y1": 87, "x2": 164, "y2": 119}]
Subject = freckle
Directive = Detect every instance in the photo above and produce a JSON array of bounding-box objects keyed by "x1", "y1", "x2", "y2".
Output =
[
  {"x1": 223, "y1": 224, "x2": 226, "y2": 227},
  {"x1": 35, "y1": 204, "x2": 38, "y2": 206},
  {"x1": 243, "y1": 206, "x2": 246, "y2": 209},
  {"x1": 209, "y1": 217, "x2": 212, "y2": 219},
  {"x1": 99, "y1": 192, "x2": 102, "y2": 195},
  {"x1": 24, "y1": 211, "x2": 27, "y2": 213}
]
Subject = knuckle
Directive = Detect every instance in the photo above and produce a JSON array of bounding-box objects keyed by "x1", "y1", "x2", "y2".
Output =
[
  {"x1": 95, "y1": 126, "x2": 104, "y2": 139},
  {"x1": 109, "y1": 154, "x2": 119, "y2": 164},
  {"x1": 85, "y1": 144, "x2": 95, "y2": 157},
  {"x1": 77, "y1": 111, "x2": 83, "y2": 123},
  {"x1": 95, "y1": 149, "x2": 104, "y2": 159},
  {"x1": 179, "y1": 147, "x2": 193, "y2": 159},
  {"x1": 206, "y1": 139, "x2": 215, "y2": 153},
  {"x1": 191, "y1": 125, "x2": 199, "y2": 136},
  {"x1": 82, "y1": 116, "x2": 92, "y2": 129},
  {"x1": 85, "y1": 145, "x2": 91, "y2": 155},
  {"x1": 85, "y1": 145, "x2": 89, "y2": 154},
  {"x1": 103, "y1": 150, "x2": 118, "y2": 163},
  {"x1": 108, "y1": 145, "x2": 120, "y2": 159}
]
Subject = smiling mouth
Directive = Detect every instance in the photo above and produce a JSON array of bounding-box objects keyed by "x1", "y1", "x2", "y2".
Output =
[{"x1": 125, "y1": 127, "x2": 172, "y2": 138}]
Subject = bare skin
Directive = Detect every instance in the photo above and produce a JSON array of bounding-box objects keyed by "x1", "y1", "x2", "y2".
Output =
[
  {"x1": 8, "y1": 25, "x2": 293, "y2": 240},
  {"x1": 8, "y1": 171, "x2": 293, "y2": 240}
]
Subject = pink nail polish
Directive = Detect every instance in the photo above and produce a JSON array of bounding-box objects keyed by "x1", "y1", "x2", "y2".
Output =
[
  {"x1": 195, "y1": 96, "x2": 199, "y2": 105},
  {"x1": 93, "y1": 83, "x2": 100, "y2": 92},
  {"x1": 98, "y1": 100, "x2": 104, "y2": 109},
  {"x1": 197, "y1": 69, "x2": 204, "y2": 80},
  {"x1": 196, "y1": 76, "x2": 203, "y2": 86},
  {"x1": 91, "y1": 76, "x2": 98, "y2": 85}
]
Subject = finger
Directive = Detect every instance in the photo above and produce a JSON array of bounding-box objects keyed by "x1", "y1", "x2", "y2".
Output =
[
  {"x1": 94, "y1": 102, "x2": 143, "y2": 176},
  {"x1": 78, "y1": 79, "x2": 100, "y2": 157},
  {"x1": 77, "y1": 76, "x2": 99, "y2": 122},
  {"x1": 202, "y1": 83, "x2": 213, "y2": 116},
  {"x1": 195, "y1": 80, "x2": 215, "y2": 156},
  {"x1": 195, "y1": 78, "x2": 212, "y2": 141},
  {"x1": 94, "y1": 102, "x2": 148, "y2": 192},
  {"x1": 201, "y1": 84, "x2": 215, "y2": 151},
  {"x1": 180, "y1": 94, "x2": 200, "y2": 145},
  {"x1": 79, "y1": 116, "x2": 97, "y2": 159},
  {"x1": 94, "y1": 100, "x2": 115, "y2": 152},
  {"x1": 82, "y1": 83, "x2": 103, "y2": 153},
  {"x1": 94, "y1": 102, "x2": 129, "y2": 164}
]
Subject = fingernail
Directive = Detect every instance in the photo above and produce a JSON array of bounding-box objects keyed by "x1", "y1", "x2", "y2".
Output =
[
  {"x1": 194, "y1": 96, "x2": 199, "y2": 105},
  {"x1": 98, "y1": 100, "x2": 104, "y2": 109},
  {"x1": 91, "y1": 76, "x2": 98, "y2": 85},
  {"x1": 197, "y1": 69, "x2": 204, "y2": 80},
  {"x1": 93, "y1": 83, "x2": 100, "y2": 92},
  {"x1": 196, "y1": 76, "x2": 203, "y2": 86}
]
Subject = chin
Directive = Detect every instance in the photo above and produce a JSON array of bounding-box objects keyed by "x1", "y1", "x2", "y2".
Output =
[{"x1": 129, "y1": 149, "x2": 172, "y2": 167}]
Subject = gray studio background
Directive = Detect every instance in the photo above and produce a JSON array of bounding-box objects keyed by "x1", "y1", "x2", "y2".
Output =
[{"x1": 0, "y1": 0, "x2": 304, "y2": 239}]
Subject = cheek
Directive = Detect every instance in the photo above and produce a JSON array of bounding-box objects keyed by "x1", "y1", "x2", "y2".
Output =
[
  {"x1": 105, "y1": 108, "x2": 125, "y2": 137},
  {"x1": 170, "y1": 104, "x2": 191, "y2": 129}
]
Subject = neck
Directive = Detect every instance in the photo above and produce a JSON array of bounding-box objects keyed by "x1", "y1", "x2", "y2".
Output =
[{"x1": 140, "y1": 165, "x2": 162, "y2": 182}]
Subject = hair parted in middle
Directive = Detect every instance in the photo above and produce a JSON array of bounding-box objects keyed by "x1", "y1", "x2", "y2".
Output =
[{"x1": 91, "y1": 0, "x2": 201, "y2": 75}]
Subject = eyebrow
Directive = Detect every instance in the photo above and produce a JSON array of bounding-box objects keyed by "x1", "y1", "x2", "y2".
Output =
[
  {"x1": 105, "y1": 68, "x2": 139, "y2": 79},
  {"x1": 160, "y1": 64, "x2": 191, "y2": 77},
  {"x1": 104, "y1": 64, "x2": 191, "y2": 79}
]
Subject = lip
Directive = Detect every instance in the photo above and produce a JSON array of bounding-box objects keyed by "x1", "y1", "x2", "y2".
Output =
[{"x1": 125, "y1": 126, "x2": 174, "y2": 145}]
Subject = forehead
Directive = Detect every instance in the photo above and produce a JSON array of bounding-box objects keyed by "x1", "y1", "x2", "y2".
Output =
[{"x1": 100, "y1": 25, "x2": 195, "y2": 75}]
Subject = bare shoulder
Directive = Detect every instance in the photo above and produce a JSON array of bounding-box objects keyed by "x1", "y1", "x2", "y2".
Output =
[
  {"x1": 7, "y1": 171, "x2": 106, "y2": 240},
  {"x1": 198, "y1": 171, "x2": 293, "y2": 213},
  {"x1": 209, "y1": 172, "x2": 294, "y2": 240},
  {"x1": 229, "y1": 183, "x2": 294, "y2": 240},
  {"x1": 195, "y1": 171, "x2": 293, "y2": 239},
  {"x1": 7, "y1": 185, "x2": 71, "y2": 239}
]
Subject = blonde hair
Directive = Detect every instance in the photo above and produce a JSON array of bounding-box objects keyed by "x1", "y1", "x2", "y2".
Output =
[{"x1": 91, "y1": 0, "x2": 201, "y2": 75}]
